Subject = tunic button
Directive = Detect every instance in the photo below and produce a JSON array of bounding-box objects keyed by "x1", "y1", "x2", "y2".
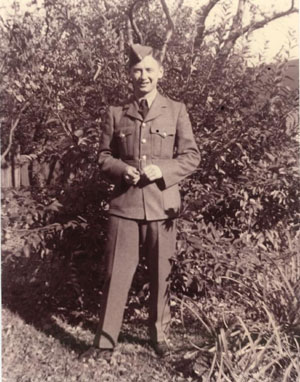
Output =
[
  {"x1": 142, "y1": 155, "x2": 147, "y2": 160},
  {"x1": 141, "y1": 138, "x2": 147, "y2": 144},
  {"x1": 142, "y1": 122, "x2": 146, "y2": 127},
  {"x1": 120, "y1": 133, "x2": 125, "y2": 138},
  {"x1": 163, "y1": 132, "x2": 167, "y2": 137}
]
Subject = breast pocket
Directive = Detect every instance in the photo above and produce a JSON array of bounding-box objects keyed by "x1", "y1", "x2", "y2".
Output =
[
  {"x1": 150, "y1": 125, "x2": 175, "y2": 157},
  {"x1": 114, "y1": 128, "x2": 134, "y2": 158}
]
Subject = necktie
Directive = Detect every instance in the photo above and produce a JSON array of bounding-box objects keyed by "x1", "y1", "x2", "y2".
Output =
[{"x1": 139, "y1": 99, "x2": 149, "y2": 119}]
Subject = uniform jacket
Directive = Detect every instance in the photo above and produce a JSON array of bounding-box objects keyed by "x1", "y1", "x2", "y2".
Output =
[{"x1": 98, "y1": 92, "x2": 200, "y2": 220}]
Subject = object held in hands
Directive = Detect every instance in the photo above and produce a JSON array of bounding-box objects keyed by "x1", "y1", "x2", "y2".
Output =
[
  {"x1": 124, "y1": 165, "x2": 140, "y2": 185},
  {"x1": 142, "y1": 164, "x2": 162, "y2": 182}
]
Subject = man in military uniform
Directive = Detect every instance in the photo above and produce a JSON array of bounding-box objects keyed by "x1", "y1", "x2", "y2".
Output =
[{"x1": 91, "y1": 44, "x2": 200, "y2": 358}]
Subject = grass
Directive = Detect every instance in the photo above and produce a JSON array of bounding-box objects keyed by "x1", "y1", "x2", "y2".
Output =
[
  {"x1": 2, "y1": 307, "x2": 190, "y2": 382},
  {"x1": 1, "y1": 246, "x2": 201, "y2": 382},
  {"x1": 2, "y1": 234, "x2": 300, "y2": 381}
]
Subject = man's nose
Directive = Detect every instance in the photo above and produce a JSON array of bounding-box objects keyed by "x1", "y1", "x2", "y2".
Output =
[{"x1": 141, "y1": 70, "x2": 147, "y2": 80}]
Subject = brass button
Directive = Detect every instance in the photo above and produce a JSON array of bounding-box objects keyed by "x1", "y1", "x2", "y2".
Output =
[
  {"x1": 142, "y1": 122, "x2": 146, "y2": 127},
  {"x1": 162, "y1": 132, "x2": 167, "y2": 137},
  {"x1": 142, "y1": 155, "x2": 147, "y2": 160},
  {"x1": 120, "y1": 133, "x2": 125, "y2": 138},
  {"x1": 141, "y1": 138, "x2": 147, "y2": 144}
]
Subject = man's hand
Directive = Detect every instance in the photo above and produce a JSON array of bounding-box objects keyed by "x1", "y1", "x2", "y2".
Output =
[
  {"x1": 123, "y1": 166, "x2": 140, "y2": 185},
  {"x1": 142, "y1": 165, "x2": 162, "y2": 182}
]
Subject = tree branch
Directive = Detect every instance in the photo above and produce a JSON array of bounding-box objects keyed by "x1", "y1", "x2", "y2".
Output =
[
  {"x1": 194, "y1": 0, "x2": 221, "y2": 51},
  {"x1": 119, "y1": 28, "x2": 125, "y2": 59},
  {"x1": 159, "y1": 0, "x2": 175, "y2": 62},
  {"x1": 128, "y1": 0, "x2": 145, "y2": 44},
  {"x1": 1, "y1": 102, "x2": 28, "y2": 163},
  {"x1": 233, "y1": 0, "x2": 246, "y2": 27},
  {"x1": 127, "y1": 18, "x2": 133, "y2": 45},
  {"x1": 221, "y1": 2, "x2": 298, "y2": 58},
  {"x1": 199, "y1": 0, "x2": 298, "y2": 108},
  {"x1": 242, "y1": 5, "x2": 298, "y2": 37}
]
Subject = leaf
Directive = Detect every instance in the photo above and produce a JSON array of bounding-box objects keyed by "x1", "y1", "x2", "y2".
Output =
[
  {"x1": 93, "y1": 65, "x2": 101, "y2": 81},
  {"x1": 15, "y1": 94, "x2": 25, "y2": 102},
  {"x1": 14, "y1": 80, "x2": 22, "y2": 88},
  {"x1": 74, "y1": 129, "x2": 84, "y2": 137},
  {"x1": 46, "y1": 200, "x2": 63, "y2": 212},
  {"x1": 183, "y1": 350, "x2": 198, "y2": 359},
  {"x1": 266, "y1": 153, "x2": 275, "y2": 162},
  {"x1": 23, "y1": 244, "x2": 31, "y2": 257},
  {"x1": 187, "y1": 236, "x2": 202, "y2": 249}
]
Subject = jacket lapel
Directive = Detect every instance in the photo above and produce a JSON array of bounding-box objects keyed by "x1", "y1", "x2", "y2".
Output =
[
  {"x1": 123, "y1": 99, "x2": 143, "y2": 122},
  {"x1": 144, "y1": 93, "x2": 167, "y2": 122},
  {"x1": 123, "y1": 93, "x2": 168, "y2": 122}
]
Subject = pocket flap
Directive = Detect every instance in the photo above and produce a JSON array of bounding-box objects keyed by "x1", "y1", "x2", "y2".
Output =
[
  {"x1": 150, "y1": 125, "x2": 175, "y2": 138},
  {"x1": 115, "y1": 127, "x2": 133, "y2": 138}
]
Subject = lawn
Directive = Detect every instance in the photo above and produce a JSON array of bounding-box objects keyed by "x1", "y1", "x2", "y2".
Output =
[
  {"x1": 2, "y1": 307, "x2": 193, "y2": 382},
  {"x1": 2, "y1": 246, "x2": 202, "y2": 382},
  {"x1": 2, "y1": 230, "x2": 300, "y2": 382}
]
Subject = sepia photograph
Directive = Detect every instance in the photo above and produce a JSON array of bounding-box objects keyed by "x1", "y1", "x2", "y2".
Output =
[{"x1": 1, "y1": 0, "x2": 299, "y2": 381}]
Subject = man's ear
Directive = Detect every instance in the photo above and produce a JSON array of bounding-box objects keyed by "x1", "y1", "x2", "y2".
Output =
[
  {"x1": 158, "y1": 65, "x2": 164, "y2": 79},
  {"x1": 128, "y1": 66, "x2": 134, "y2": 78}
]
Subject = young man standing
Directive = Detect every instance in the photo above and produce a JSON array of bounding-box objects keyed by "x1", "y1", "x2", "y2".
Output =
[{"x1": 91, "y1": 44, "x2": 200, "y2": 358}]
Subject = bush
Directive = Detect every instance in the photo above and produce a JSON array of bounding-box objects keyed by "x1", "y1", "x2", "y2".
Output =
[{"x1": 1, "y1": 1, "x2": 299, "y2": 380}]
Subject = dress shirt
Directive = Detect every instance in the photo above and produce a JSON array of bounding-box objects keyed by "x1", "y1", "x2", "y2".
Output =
[{"x1": 136, "y1": 89, "x2": 158, "y2": 109}]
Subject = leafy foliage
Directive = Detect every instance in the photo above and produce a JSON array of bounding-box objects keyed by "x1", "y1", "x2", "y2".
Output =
[{"x1": 1, "y1": 0, "x2": 299, "y2": 380}]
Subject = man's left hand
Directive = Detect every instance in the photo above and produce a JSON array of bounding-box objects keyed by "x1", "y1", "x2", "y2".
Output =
[{"x1": 142, "y1": 165, "x2": 163, "y2": 181}]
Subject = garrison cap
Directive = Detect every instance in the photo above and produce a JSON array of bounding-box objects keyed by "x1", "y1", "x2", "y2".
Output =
[{"x1": 128, "y1": 43, "x2": 153, "y2": 67}]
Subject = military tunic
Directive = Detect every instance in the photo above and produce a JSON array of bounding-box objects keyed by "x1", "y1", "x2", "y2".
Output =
[{"x1": 98, "y1": 92, "x2": 200, "y2": 220}]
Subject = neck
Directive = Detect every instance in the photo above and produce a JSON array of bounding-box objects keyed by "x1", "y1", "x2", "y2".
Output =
[{"x1": 134, "y1": 88, "x2": 158, "y2": 100}]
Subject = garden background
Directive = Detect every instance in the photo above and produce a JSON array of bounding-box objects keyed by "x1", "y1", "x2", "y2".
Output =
[{"x1": 1, "y1": 0, "x2": 299, "y2": 381}]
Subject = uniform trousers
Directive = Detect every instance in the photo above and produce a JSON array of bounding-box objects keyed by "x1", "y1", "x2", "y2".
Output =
[{"x1": 93, "y1": 215, "x2": 176, "y2": 349}]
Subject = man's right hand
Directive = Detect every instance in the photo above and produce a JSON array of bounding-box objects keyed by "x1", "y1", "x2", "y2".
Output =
[{"x1": 123, "y1": 166, "x2": 140, "y2": 185}]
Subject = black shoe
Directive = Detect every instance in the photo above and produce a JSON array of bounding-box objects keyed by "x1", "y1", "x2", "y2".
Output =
[
  {"x1": 79, "y1": 346, "x2": 113, "y2": 362},
  {"x1": 151, "y1": 341, "x2": 170, "y2": 357}
]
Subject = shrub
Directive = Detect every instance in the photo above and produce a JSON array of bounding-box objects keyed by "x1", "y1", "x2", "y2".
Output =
[{"x1": 1, "y1": 1, "x2": 299, "y2": 380}]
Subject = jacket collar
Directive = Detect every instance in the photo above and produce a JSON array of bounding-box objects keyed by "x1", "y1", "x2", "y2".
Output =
[
  {"x1": 123, "y1": 92, "x2": 167, "y2": 122},
  {"x1": 137, "y1": 88, "x2": 157, "y2": 109}
]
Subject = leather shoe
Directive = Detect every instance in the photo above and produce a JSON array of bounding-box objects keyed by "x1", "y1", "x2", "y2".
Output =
[
  {"x1": 79, "y1": 346, "x2": 113, "y2": 362},
  {"x1": 151, "y1": 341, "x2": 170, "y2": 357}
]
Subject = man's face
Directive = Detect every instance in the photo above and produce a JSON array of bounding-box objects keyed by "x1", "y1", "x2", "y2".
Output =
[{"x1": 130, "y1": 55, "x2": 164, "y2": 97}]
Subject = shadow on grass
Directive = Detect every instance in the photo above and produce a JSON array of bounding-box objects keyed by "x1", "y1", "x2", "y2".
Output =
[
  {"x1": 2, "y1": 246, "x2": 204, "y2": 381},
  {"x1": 2, "y1": 246, "x2": 210, "y2": 378},
  {"x1": 1, "y1": 248, "x2": 154, "y2": 356}
]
